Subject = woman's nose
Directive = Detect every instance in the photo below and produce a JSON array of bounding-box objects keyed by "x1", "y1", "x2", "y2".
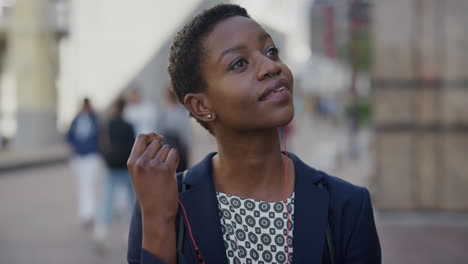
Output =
[{"x1": 255, "y1": 53, "x2": 282, "y2": 80}]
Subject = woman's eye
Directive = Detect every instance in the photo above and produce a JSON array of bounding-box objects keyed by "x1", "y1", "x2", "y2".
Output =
[
  {"x1": 266, "y1": 47, "x2": 279, "y2": 57},
  {"x1": 231, "y1": 59, "x2": 248, "y2": 70}
]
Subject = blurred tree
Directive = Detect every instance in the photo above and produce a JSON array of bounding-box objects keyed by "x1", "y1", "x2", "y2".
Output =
[{"x1": 338, "y1": 30, "x2": 371, "y2": 72}]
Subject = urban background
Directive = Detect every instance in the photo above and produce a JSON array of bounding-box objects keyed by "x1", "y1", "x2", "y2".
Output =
[{"x1": 0, "y1": 0, "x2": 467, "y2": 263}]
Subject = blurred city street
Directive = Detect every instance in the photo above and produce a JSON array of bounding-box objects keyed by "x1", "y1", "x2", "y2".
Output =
[
  {"x1": 1, "y1": 116, "x2": 467, "y2": 264},
  {"x1": 1, "y1": 0, "x2": 468, "y2": 263},
  {"x1": 0, "y1": 163, "x2": 126, "y2": 264}
]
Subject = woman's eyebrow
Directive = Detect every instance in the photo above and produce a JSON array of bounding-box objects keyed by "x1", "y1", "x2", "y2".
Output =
[
  {"x1": 217, "y1": 33, "x2": 272, "y2": 64},
  {"x1": 260, "y1": 32, "x2": 272, "y2": 42},
  {"x1": 218, "y1": 45, "x2": 247, "y2": 63}
]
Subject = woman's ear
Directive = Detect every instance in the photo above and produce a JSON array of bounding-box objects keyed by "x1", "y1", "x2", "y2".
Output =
[{"x1": 184, "y1": 93, "x2": 216, "y2": 122}]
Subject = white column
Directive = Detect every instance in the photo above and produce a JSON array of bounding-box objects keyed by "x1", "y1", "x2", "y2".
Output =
[{"x1": 7, "y1": 0, "x2": 59, "y2": 149}]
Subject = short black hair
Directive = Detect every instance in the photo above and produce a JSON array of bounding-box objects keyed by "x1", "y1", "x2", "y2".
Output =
[
  {"x1": 83, "y1": 97, "x2": 91, "y2": 109},
  {"x1": 168, "y1": 4, "x2": 250, "y2": 132},
  {"x1": 114, "y1": 96, "x2": 126, "y2": 116}
]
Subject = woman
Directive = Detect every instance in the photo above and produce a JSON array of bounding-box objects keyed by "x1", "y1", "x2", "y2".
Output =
[{"x1": 127, "y1": 4, "x2": 380, "y2": 264}]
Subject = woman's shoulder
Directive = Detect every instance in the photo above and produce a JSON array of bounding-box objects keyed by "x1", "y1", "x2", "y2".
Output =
[
  {"x1": 314, "y1": 169, "x2": 373, "y2": 214},
  {"x1": 290, "y1": 152, "x2": 369, "y2": 201},
  {"x1": 321, "y1": 170, "x2": 368, "y2": 196}
]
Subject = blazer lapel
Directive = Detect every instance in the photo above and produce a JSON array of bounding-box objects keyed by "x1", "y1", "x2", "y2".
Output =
[
  {"x1": 178, "y1": 153, "x2": 229, "y2": 264},
  {"x1": 177, "y1": 152, "x2": 329, "y2": 263},
  {"x1": 289, "y1": 153, "x2": 329, "y2": 263}
]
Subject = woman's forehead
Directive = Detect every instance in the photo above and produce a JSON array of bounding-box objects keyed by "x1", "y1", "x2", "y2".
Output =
[{"x1": 203, "y1": 16, "x2": 270, "y2": 58}]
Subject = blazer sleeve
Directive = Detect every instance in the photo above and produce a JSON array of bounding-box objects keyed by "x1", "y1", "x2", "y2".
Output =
[
  {"x1": 127, "y1": 172, "x2": 189, "y2": 264},
  {"x1": 345, "y1": 187, "x2": 382, "y2": 263},
  {"x1": 127, "y1": 201, "x2": 143, "y2": 264},
  {"x1": 128, "y1": 202, "x2": 190, "y2": 264}
]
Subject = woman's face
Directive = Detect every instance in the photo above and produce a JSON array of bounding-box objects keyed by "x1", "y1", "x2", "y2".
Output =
[{"x1": 200, "y1": 16, "x2": 294, "y2": 132}]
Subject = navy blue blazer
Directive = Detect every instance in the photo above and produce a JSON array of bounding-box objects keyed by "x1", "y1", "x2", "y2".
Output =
[{"x1": 127, "y1": 152, "x2": 381, "y2": 264}]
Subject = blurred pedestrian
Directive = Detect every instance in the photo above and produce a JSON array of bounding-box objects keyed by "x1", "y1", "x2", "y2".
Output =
[
  {"x1": 94, "y1": 96, "x2": 136, "y2": 249},
  {"x1": 0, "y1": 116, "x2": 4, "y2": 149},
  {"x1": 346, "y1": 103, "x2": 360, "y2": 160},
  {"x1": 156, "y1": 87, "x2": 191, "y2": 172},
  {"x1": 121, "y1": 86, "x2": 156, "y2": 219},
  {"x1": 124, "y1": 86, "x2": 158, "y2": 135},
  {"x1": 66, "y1": 97, "x2": 101, "y2": 229}
]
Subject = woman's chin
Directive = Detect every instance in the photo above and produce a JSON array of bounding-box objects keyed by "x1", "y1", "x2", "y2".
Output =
[
  {"x1": 279, "y1": 116, "x2": 294, "y2": 127},
  {"x1": 281, "y1": 108, "x2": 295, "y2": 125},
  {"x1": 270, "y1": 109, "x2": 294, "y2": 128}
]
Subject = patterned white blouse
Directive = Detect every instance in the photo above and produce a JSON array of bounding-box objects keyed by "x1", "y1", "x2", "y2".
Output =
[{"x1": 216, "y1": 192, "x2": 295, "y2": 264}]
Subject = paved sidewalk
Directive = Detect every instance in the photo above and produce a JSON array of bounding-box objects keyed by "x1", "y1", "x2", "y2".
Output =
[
  {"x1": 0, "y1": 163, "x2": 126, "y2": 264},
  {"x1": 0, "y1": 144, "x2": 70, "y2": 172},
  {"x1": 377, "y1": 212, "x2": 468, "y2": 264},
  {"x1": 0, "y1": 115, "x2": 467, "y2": 263}
]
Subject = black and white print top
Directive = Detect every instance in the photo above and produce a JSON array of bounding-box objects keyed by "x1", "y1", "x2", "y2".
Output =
[{"x1": 216, "y1": 192, "x2": 295, "y2": 264}]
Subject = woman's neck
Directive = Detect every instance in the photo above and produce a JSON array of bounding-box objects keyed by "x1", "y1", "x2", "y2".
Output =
[{"x1": 212, "y1": 128, "x2": 294, "y2": 202}]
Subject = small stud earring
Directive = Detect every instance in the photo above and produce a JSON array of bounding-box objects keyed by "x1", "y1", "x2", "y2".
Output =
[{"x1": 207, "y1": 113, "x2": 213, "y2": 119}]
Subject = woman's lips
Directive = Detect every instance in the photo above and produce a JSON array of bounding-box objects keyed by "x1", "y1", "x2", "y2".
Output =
[
  {"x1": 261, "y1": 86, "x2": 289, "y2": 102},
  {"x1": 259, "y1": 78, "x2": 290, "y2": 101}
]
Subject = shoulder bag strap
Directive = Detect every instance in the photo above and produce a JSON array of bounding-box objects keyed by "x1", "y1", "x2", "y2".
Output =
[
  {"x1": 177, "y1": 170, "x2": 189, "y2": 253},
  {"x1": 316, "y1": 180, "x2": 336, "y2": 264}
]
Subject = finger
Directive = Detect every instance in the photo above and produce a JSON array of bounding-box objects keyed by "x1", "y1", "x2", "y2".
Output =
[
  {"x1": 141, "y1": 139, "x2": 163, "y2": 160},
  {"x1": 129, "y1": 133, "x2": 163, "y2": 159},
  {"x1": 153, "y1": 144, "x2": 172, "y2": 162},
  {"x1": 146, "y1": 132, "x2": 164, "y2": 142},
  {"x1": 165, "y1": 148, "x2": 180, "y2": 173},
  {"x1": 128, "y1": 134, "x2": 151, "y2": 162}
]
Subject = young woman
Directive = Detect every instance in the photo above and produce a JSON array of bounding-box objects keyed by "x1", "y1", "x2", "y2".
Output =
[{"x1": 127, "y1": 4, "x2": 380, "y2": 264}]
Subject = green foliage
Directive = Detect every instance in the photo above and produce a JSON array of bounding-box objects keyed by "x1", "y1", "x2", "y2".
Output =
[
  {"x1": 345, "y1": 97, "x2": 372, "y2": 128},
  {"x1": 338, "y1": 30, "x2": 371, "y2": 72}
]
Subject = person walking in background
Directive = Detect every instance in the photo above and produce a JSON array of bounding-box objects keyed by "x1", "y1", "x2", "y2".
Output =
[
  {"x1": 66, "y1": 97, "x2": 101, "y2": 229},
  {"x1": 156, "y1": 87, "x2": 191, "y2": 172},
  {"x1": 124, "y1": 86, "x2": 158, "y2": 135},
  {"x1": 121, "y1": 86, "x2": 157, "y2": 217},
  {"x1": 95, "y1": 97, "x2": 136, "y2": 249},
  {"x1": 0, "y1": 116, "x2": 4, "y2": 149}
]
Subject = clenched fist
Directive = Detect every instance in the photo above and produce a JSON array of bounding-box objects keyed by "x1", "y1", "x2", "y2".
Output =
[{"x1": 127, "y1": 132, "x2": 180, "y2": 222}]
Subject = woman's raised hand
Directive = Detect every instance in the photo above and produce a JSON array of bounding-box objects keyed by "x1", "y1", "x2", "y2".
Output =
[
  {"x1": 127, "y1": 132, "x2": 179, "y2": 264},
  {"x1": 127, "y1": 132, "x2": 180, "y2": 222}
]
